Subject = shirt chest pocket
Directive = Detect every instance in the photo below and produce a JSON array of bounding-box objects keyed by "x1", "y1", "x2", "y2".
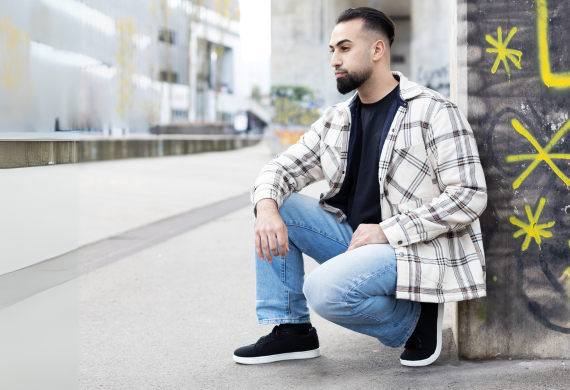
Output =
[
  {"x1": 385, "y1": 142, "x2": 436, "y2": 204},
  {"x1": 392, "y1": 125, "x2": 426, "y2": 150}
]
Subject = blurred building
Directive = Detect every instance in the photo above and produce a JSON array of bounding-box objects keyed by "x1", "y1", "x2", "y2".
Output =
[
  {"x1": 269, "y1": 0, "x2": 451, "y2": 151},
  {"x1": 0, "y1": 0, "x2": 269, "y2": 136}
]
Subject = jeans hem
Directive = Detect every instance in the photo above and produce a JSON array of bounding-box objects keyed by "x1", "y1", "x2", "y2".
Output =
[
  {"x1": 389, "y1": 302, "x2": 422, "y2": 348},
  {"x1": 257, "y1": 318, "x2": 311, "y2": 325}
]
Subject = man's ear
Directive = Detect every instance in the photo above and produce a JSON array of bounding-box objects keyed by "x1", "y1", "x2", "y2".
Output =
[{"x1": 372, "y1": 39, "x2": 386, "y2": 61}]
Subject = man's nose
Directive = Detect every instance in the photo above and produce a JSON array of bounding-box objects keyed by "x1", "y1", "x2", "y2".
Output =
[{"x1": 330, "y1": 51, "x2": 341, "y2": 68}]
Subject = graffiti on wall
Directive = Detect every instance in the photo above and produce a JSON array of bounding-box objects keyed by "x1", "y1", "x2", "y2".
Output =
[
  {"x1": 271, "y1": 85, "x2": 322, "y2": 152},
  {"x1": 468, "y1": 0, "x2": 570, "y2": 341},
  {"x1": 537, "y1": 0, "x2": 570, "y2": 88},
  {"x1": 509, "y1": 197, "x2": 555, "y2": 251},
  {"x1": 116, "y1": 17, "x2": 136, "y2": 118},
  {"x1": 272, "y1": 128, "x2": 306, "y2": 147},
  {"x1": 485, "y1": 26, "x2": 522, "y2": 80},
  {"x1": 415, "y1": 65, "x2": 450, "y2": 97},
  {"x1": 273, "y1": 97, "x2": 320, "y2": 127},
  {"x1": 506, "y1": 118, "x2": 570, "y2": 188},
  {"x1": 0, "y1": 15, "x2": 29, "y2": 90}
]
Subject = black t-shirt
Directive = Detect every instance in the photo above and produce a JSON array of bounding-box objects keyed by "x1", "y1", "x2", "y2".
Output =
[{"x1": 328, "y1": 85, "x2": 399, "y2": 232}]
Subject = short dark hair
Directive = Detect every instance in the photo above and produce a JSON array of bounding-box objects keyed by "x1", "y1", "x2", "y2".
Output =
[{"x1": 336, "y1": 7, "x2": 396, "y2": 47}]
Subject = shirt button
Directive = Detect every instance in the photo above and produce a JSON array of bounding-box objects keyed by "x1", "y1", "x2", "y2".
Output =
[
  {"x1": 399, "y1": 252, "x2": 404, "y2": 256},
  {"x1": 342, "y1": 171, "x2": 345, "y2": 174},
  {"x1": 398, "y1": 240, "x2": 403, "y2": 245}
]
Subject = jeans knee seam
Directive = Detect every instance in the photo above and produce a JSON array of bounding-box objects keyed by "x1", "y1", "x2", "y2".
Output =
[
  {"x1": 283, "y1": 222, "x2": 350, "y2": 248},
  {"x1": 342, "y1": 265, "x2": 400, "y2": 324}
]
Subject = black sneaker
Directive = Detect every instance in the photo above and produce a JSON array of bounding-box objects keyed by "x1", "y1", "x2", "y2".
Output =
[
  {"x1": 233, "y1": 324, "x2": 320, "y2": 364},
  {"x1": 400, "y1": 302, "x2": 444, "y2": 367}
]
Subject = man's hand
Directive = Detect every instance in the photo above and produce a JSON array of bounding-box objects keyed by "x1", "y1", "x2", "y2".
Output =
[
  {"x1": 347, "y1": 224, "x2": 389, "y2": 251},
  {"x1": 254, "y1": 199, "x2": 290, "y2": 263}
]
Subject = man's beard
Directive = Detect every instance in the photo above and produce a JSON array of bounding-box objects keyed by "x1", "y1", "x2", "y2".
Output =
[{"x1": 336, "y1": 64, "x2": 373, "y2": 95}]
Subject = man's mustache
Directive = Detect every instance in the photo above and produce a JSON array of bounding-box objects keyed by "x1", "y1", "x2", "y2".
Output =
[{"x1": 335, "y1": 67, "x2": 349, "y2": 73}]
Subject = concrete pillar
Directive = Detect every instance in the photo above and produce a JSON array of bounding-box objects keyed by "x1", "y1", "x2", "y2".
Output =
[
  {"x1": 410, "y1": 0, "x2": 452, "y2": 97},
  {"x1": 452, "y1": 0, "x2": 570, "y2": 359}
]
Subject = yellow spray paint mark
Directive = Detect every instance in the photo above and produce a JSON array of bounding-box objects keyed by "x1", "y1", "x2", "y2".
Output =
[
  {"x1": 273, "y1": 98, "x2": 320, "y2": 126},
  {"x1": 273, "y1": 129, "x2": 305, "y2": 147},
  {"x1": 510, "y1": 198, "x2": 555, "y2": 251},
  {"x1": 505, "y1": 118, "x2": 570, "y2": 189},
  {"x1": 537, "y1": 0, "x2": 570, "y2": 88},
  {"x1": 0, "y1": 15, "x2": 30, "y2": 89},
  {"x1": 485, "y1": 26, "x2": 522, "y2": 80},
  {"x1": 562, "y1": 267, "x2": 570, "y2": 278},
  {"x1": 116, "y1": 17, "x2": 136, "y2": 118}
]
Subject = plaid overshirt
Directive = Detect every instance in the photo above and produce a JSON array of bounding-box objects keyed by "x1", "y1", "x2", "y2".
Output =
[{"x1": 251, "y1": 71, "x2": 487, "y2": 303}]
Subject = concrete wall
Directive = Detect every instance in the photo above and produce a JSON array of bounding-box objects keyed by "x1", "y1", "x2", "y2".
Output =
[
  {"x1": 0, "y1": 136, "x2": 261, "y2": 168},
  {"x1": 410, "y1": 0, "x2": 452, "y2": 97},
  {"x1": 154, "y1": 123, "x2": 231, "y2": 135},
  {"x1": 78, "y1": 136, "x2": 261, "y2": 162},
  {"x1": 454, "y1": 0, "x2": 570, "y2": 359},
  {"x1": 0, "y1": 163, "x2": 79, "y2": 388}
]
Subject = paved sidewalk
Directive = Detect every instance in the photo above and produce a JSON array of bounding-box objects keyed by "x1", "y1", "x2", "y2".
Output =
[
  {"x1": 77, "y1": 140, "x2": 272, "y2": 246},
  {"x1": 77, "y1": 205, "x2": 569, "y2": 389},
  {"x1": 75, "y1": 141, "x2": 569, "y2": 388}
]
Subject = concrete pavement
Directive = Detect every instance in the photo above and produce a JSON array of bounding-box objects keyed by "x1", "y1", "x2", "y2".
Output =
[
  {"x1": 77, "y1": 139, "x2": 273, "y2": 246},
  {"x1": 71, "y1": 140, "x2": 570, "y2": 388},
  {"x1": 77, "y1": 206, "x2": 569, "y2": 389}
]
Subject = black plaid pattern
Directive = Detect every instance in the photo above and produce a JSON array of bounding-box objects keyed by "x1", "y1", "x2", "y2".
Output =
[{"x1": 252, "y1": 72, "x2": 487, "y2": 303}]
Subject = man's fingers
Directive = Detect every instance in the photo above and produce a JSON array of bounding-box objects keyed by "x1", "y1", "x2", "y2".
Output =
[
  {"x1": 254, "y1": 233, "x2": 264, "y2": 261},
  {"x1": 267, "y1": 231, "x2": 280, "y2": 257},
  {"x1": 347, "y1": 237, "x2": 366, "y2": 251},
  {"x1": 260, "y1": 234, "x2": 272, "y2": 263},
  {"x1": 349, "y1": 229, "x2": 360, "y2": 246},
  {"x1": 276, "y1": 227, "x2": 288, "y2": 258},
  {"x1": 352, "y1": 226, "x2": 361, "y2": 236}
]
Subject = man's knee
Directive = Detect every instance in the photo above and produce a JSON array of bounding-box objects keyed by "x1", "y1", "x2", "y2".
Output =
[
  {"x1": 303, "y1": 269, "x2": 343, "y2": 320},
  {"x1": 303, "y1": 272, "x2": 326, "y2": 316},
  {"x1": 278, "y1": 192, "x2": 316, "y2": 221},
  {"x1": 304, "y1": 262, "x2": 370, "y2": 322}
]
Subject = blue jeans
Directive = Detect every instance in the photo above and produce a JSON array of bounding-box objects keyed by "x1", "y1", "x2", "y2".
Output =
[{"x1": 254, "y1": 192, "x2": 421, "y2": 348}]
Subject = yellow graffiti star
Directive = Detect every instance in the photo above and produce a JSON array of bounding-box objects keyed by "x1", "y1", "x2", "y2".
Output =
[
  {"x1": 506, "y1": 118, "x2": 570, "y2": 189},
  {"x1": 510, "y1": 198, "x2": 555, "y2": 251},
  {"x1": 486, "y1": 26, "x2": 523, "y2": 80}
]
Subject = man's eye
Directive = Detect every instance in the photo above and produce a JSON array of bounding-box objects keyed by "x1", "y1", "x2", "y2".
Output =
[
  {"x1": 329, "y1": 49, "x2": 335, "y2": 53},
  {"x1": 342, "y1": 47, "x2": 349, "y2": 51}
]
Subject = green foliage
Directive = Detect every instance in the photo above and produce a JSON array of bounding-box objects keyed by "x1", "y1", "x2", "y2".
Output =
[
  {"x1": 271, "y1": 85, "x2": 315, "y2": 102},
  {"x1": 251, "y1": 84, "x2": 262, "y2": 102}
]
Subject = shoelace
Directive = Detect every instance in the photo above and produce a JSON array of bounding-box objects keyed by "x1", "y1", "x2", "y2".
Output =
[{"x1": 257, "y1": 325, "x2": 288, "y2": 345}]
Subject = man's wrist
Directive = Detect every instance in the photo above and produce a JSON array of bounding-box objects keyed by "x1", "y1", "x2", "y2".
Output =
[{"x1": 254, "y1": 198, "x2": 278, "y2": 217}]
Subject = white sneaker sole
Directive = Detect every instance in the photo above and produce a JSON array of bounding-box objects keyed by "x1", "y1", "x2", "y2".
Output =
[
  {"x1": 400, "y1": 303, "x2": 444, "y2": 367},
  {"x1": 233, "y1": 348, "x2": 320, "y2": 365}
]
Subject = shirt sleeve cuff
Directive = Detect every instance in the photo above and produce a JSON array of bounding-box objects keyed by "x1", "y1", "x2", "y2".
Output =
[
  {"x1": 252, "y1": 191, "x2": 282, "y2": 217},
  {"x1": 380, "y1": 217, "x2": 408, "y2": 249}
]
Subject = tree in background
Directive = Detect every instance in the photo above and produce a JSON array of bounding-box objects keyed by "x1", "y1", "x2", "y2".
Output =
[{"x1": 251, "y1": 84, "x2": 262, "y2": 102}]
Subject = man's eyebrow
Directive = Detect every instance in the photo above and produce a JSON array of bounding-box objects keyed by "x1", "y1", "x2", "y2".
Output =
[{"x1": 328, "y1": 39, "x2": 353, "y2": 49}]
